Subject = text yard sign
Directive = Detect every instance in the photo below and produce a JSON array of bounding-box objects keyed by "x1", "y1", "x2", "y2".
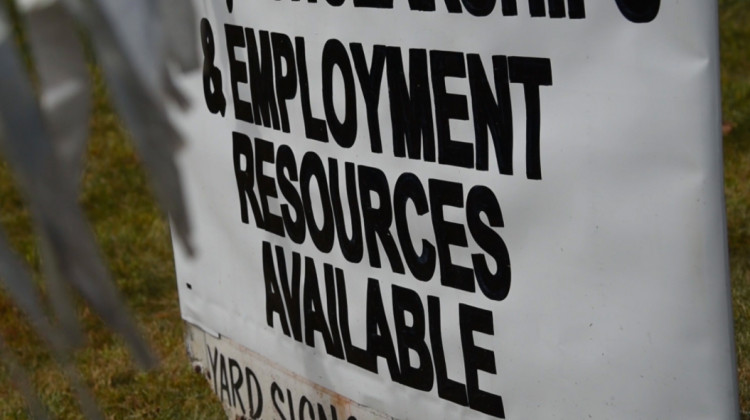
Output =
[{"x1": 172, "y1": 1, "x2": 739, "y2": 418}]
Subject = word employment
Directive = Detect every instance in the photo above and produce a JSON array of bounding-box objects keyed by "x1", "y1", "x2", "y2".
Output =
[{"x1": 202, "y1": 23, "x2": 553, "y2": 180}]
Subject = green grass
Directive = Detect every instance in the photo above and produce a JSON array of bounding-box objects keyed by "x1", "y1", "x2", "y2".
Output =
[
  {"x1": 722, "y1": 0, "x2": 750, "y2": 412},
  {"x1": 0, "y1": 68, "x2": 226, "y2": 418},
  {"x1": 0, "y1": 1, "x2": 748, "y2": 418}
]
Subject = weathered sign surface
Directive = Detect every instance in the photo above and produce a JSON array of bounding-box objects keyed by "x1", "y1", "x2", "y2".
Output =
[{"x1": 173, "y1": 1, "x2": 738, "y2": 418}]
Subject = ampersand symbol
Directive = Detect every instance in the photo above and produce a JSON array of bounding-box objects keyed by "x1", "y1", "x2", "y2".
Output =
[
  {"x1": 200, "y1": 18, "x2": 226, "y2": 116},
  {"x1": 615, "y1": 0, "x2": 660, "y2": 23}
]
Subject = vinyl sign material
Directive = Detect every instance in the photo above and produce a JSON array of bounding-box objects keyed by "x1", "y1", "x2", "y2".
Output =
[{"x1": 171, "y1": 1, "x2": 738, "y2": 418}]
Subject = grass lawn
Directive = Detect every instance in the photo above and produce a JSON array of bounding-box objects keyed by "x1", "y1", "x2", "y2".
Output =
[
  {"x1": 0, "y1": 61, "x2": 226, "y2": 419},
  {"x1": 0, "y1": 1, "x2": 748, "y2": 418},
  {"x1": 722, "y1": 0, "x2": 750, "y2": 413}
]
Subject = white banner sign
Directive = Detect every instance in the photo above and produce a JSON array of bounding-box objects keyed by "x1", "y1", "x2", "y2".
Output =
[{"x1": 172, "y1": 1, "x2": 739, "y2": 418}]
